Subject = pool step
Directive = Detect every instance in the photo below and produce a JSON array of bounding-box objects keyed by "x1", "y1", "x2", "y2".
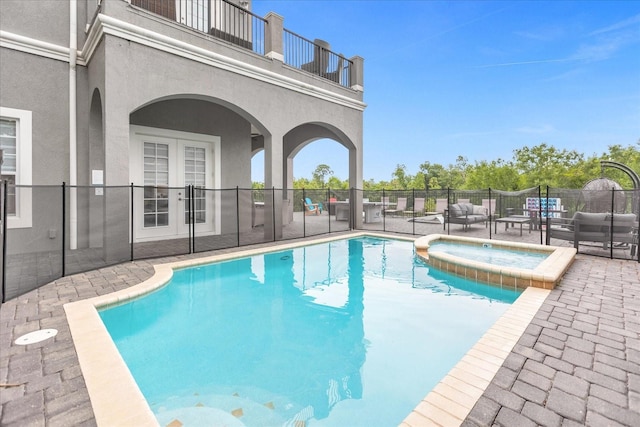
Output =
[{"x1": 154, "y1": 391, "x2": 312, "y2": 427}]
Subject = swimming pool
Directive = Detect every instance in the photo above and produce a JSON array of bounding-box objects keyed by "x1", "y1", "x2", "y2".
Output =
[
  {"x1": 98, "y1": 237, "x2": 520, "y2": 426},
  {"x1": 415, "y1": 234, "x2": 576, "y2": 290},
  {"x1": 427, "y1": 241, "x2": 547, "y2": 269}
]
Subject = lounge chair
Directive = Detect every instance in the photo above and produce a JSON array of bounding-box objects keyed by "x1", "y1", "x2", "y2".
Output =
[
  {"x1": 435, "y1": 198, "x2": 448, "y2": 214},
  {"x1": 405, "y1": 197, "x2": 425, "y2": 217},
  {"x1": 303, "y1": 198, "x2": 322, "y2": 215},
  {"x1": 384, "y1": 197, "x2": 406, "y2": 217},
  {"x1": 381, "y1": 196, "x2": 390, "y2": 209}
]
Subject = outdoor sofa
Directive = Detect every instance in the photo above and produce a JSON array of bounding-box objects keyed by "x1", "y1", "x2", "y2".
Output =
[
  {"x1": 546, "y1": 211, "x2": 638, "y2": 255},
  {"x1": 444, "y1": 202, "x2": 488, "y2": 230}
]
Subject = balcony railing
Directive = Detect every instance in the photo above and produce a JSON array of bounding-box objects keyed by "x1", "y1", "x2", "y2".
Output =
[
  {"x1": 283, "y1": 30, "x2": 352, "y2": 86},
  {"x1": 128, "y1": 0, "x2": 353, "y2": 87},
  {"x1": 131, "y1": 0, "x2": 266, "y2": 55}
]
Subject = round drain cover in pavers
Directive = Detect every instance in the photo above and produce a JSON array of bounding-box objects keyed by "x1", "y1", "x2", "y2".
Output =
[{"x1": 15, "y1": 329, "x2": 58, "y2": 345}]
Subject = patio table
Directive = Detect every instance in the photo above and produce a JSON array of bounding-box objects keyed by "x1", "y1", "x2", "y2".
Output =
[{"x1": 494, "y1": 216, "x2": 532, "y2": 236}]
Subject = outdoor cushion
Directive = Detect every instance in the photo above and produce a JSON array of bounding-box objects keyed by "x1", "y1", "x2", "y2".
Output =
[
  {"x1": 572, "y1": 212, "x2": 605, "y2": 232},
  {"x1": 449, "y1": 204, "x2": 463, "y2": 217},
  {"x1": 472, "y1": 205, "x2": 486, "y2": 215},
  {"x1": 608, "y1": 213, "x2": 636, "y2": 234},
  {"x1": 461, "y1": 203, "x2": 474, "y2": 215}
]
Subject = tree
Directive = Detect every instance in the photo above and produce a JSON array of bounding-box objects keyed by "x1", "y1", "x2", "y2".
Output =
[
  {"x1": 418, "y1": 161, "x2": 446, "y2": 189},
  {"x1": 391, "y1": 164, "x2": 411, "y2": 189},
  {"x1": 513, "y1": 143, "x2": 584, "y2": 188},
  {"x1": 464, "y1": 159, "x2": 520, "y2": 190},
  {"x1": 597, "y1": 142, "x2": 640, "y2": 188},
  {"x1": 312, "y1": 164, "x2": 333, "y2": 188}
]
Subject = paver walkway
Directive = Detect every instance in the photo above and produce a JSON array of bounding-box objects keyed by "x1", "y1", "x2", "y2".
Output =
[
  {"x1": 1, "y1": 233, "x2": 639, "y2": 426},
  {"x1": 461, "y1": 256, "x2": 640, "y2": 427}
]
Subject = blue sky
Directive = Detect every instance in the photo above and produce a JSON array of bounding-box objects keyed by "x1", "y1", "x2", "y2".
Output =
[{"x1": 250, "y1": 0, "x2": 640, "y2": 183}]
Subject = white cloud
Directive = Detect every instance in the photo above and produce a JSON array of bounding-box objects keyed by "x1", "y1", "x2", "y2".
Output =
[{"x1": 590, "y1": 13, "x2": 640, "y2": 36}]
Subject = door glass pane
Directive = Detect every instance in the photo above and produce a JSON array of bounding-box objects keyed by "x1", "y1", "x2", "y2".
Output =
[
  {"x1": 143, "y1": 142, "x2": 169, "y2": 228},
  {"x1": 0, "y1": 119, "x2": 17, "y2": 214},
  {"x1": 184, "y1": 146, "x2": 206, "y2": 224}
]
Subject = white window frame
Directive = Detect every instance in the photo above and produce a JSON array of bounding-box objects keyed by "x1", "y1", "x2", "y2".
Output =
[{"x1": 0, "y1": 107, "x2": 32, "y2": 228}]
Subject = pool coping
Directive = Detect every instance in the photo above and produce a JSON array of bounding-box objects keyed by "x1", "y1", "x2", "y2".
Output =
[
  {"x1": 414, "y1": 234, "x2": 577, "y2": 290},
  {"x1": 63, "y1": 232, "x2": 551, "y2": 427}
]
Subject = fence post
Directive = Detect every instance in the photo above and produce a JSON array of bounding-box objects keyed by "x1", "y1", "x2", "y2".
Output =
[
  {"x1": 236, "y1": 186, "x2": 240, "y2": 247},
  {"x1": 610, "y1": 188, "x2": 615, "y2": 259},
  {"x1": 412, "y1": 188, "x2": 415, "y2": 235},
  {"x1": 446, "y1": 188, "x2": 450, "y2": 234},
  {"x1": 1, "y1": 180, "x2": 7, "y2": 302},
  {"x1": 61, "y1": 182, "x2": 66, "y2": 277},
  {"x1": 537, "y1": 185, "x2": 543, "y2": 245},
  {"x1": 327, "y1": 188, "x2": 331, "y2": 234},
  {"x1": 637, "y1": 188, "x2": 640, "y2": 263},
  {"x1": 382, "y1": 189, "x2": 386, "y2": 232},
  {"x1": 302, "y1": 188, "x2": 306, "y2": 238},
  {"x1": 545, "y1": 186, "x2": 550, "y2": 245},
  {"x1": 272, "y1": 187, "x2": 276, "y2": 242},
  {"x1": 488, "y1": 188, "x2": 493, "y2": 240},
  {"x1": 130, "y1": 183, "x2": 134, "y2": 261},
  {"x1": 190, "y1": 184, "x2": 195, "y2": 254}
]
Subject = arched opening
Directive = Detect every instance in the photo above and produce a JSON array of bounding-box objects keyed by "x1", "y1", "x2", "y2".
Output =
[
  {"x1": 86, "y1": 89, "x2": 105, "y2": 249},
  {"x1": 291, "y1": 138, "x2": 348, "y2": 188},
  {"x1": 128, "y1": 96, "x2": 267, "y2": 242}
]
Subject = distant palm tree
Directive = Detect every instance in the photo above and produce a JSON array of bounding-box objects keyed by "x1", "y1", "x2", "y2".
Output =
[{"x1": 313, "y1": 164, "x2": 333, "y2": 188}]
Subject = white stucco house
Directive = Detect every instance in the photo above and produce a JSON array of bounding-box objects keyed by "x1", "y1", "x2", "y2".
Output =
[{"x1": 0, "y1": 0, "x2": 365, "y2": 278}]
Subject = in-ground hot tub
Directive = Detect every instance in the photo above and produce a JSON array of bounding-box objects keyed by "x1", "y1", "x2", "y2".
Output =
[{"x1": 415, "y1": 234, "x2": 576, "y2": 290}]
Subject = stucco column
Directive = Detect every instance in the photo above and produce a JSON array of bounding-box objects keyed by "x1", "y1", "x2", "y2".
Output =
[
  {"x1": 282, "y1": 156, "x2": 294, "y2": 225},
  {"x1": 349, "y1": 56, "x2": 364, "y2": 92},
  {"x1": 101, "y1": 94, "x2": 131, "y2": 262},
  {"x1": 349, "y1": 145, "x2": 363, "y2": 228},
  {"x1": 265, "y1": 12, "x2": 284, "y2": 62},
  {"x1": 264, "y1": 133, "x2": 284, "y2": 239}
]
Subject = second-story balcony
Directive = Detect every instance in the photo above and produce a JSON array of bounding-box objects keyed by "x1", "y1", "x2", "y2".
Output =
[{"x1": 124, "y1": 0, "x2": 362, "y2": 90}]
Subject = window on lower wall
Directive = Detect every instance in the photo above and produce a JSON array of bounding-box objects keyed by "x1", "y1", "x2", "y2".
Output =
[{"x1": 0, "y1": 107, "x2": 32, "y2": 228}]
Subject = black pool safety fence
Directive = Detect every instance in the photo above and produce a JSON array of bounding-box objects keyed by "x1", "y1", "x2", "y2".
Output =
[{"x1": 1, "y1": 183, "x2": 638, "y2": 302}]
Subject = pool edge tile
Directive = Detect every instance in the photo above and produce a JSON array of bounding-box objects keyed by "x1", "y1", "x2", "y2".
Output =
[
  {"x1": 400, "y1": 286, "x2": 551, "y2": 427},
  {"x1": 64, "y1": 300, "x2": 159, "y2": 427}
]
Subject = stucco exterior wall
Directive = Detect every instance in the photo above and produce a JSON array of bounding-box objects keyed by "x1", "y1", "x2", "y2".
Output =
[
  {"x1": 0, "y1": 49, "x2": 69, "y2": 184},
  {"x1": 0, "y1": 0, "x2": 72, "y2": 47},
  {"x1": 1, "y1": 0, "x2": 365, "y2": 254}
]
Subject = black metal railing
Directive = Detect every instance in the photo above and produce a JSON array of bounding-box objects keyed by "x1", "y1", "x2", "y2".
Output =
[
  {"x1": 210, "y1": 0, "x2": 265, "y2": 54},
  {"x1": 283, "y1": 29, "x2": 352, "y2": 86},
  {"x1": 129, "y1": 0, "x2": 356, "y2": 86},
  {"x1": 1, "y1": 183, "x2": 637, "y2": 302},
  {"x1": 131, "y1": 0, "x2": 266, "y2": 55}
]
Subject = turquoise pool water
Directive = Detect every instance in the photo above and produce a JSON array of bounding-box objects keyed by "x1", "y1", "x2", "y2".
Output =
[
  {"x1": 428, "y1": 241, "x2": 548, "y2": 269},
  {"x1": 99, "y1": 237, "x2": 521, "y2": 426}
]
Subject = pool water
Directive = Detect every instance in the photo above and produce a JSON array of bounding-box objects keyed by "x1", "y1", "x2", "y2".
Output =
[
  {"x1": 428, "y1": 241, "x2": 548, "y2": 269},
  {"x1": 99, "y1": 237, "x2": 521, "y2": 426}
]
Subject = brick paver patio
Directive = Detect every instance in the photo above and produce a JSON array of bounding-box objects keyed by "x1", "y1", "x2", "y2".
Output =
[{"x1": 1, "y1": 227, "x2": 639, "y2": 426}]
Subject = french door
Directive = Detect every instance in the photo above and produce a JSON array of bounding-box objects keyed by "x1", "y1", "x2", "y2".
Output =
[{"x1": 130, "y1": 126, "x2": 219, "y2": 242}]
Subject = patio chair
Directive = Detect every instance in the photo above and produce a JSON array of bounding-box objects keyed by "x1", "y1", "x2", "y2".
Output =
[
  {"x1": 435, "y1": 198, "x2": 448, "y2": 214},
  {"x1": 384, "y1": 197, "x2": 406, "y2": 217},
  {"x1": 301, "y1": 39, "x2": 331, "y2": 75},
  {"x1": 324, "y1": 54, "x2": 344, "y2": 83},
  {"x1": 303, "y1": 198, "x2": 322, "y2": 215},
  {"x1": 481, "y1": 199, "x2": 496, "y2": 215},
  {"x1": 405, "y1": 197, "x2": 425, "y2": 217}
]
